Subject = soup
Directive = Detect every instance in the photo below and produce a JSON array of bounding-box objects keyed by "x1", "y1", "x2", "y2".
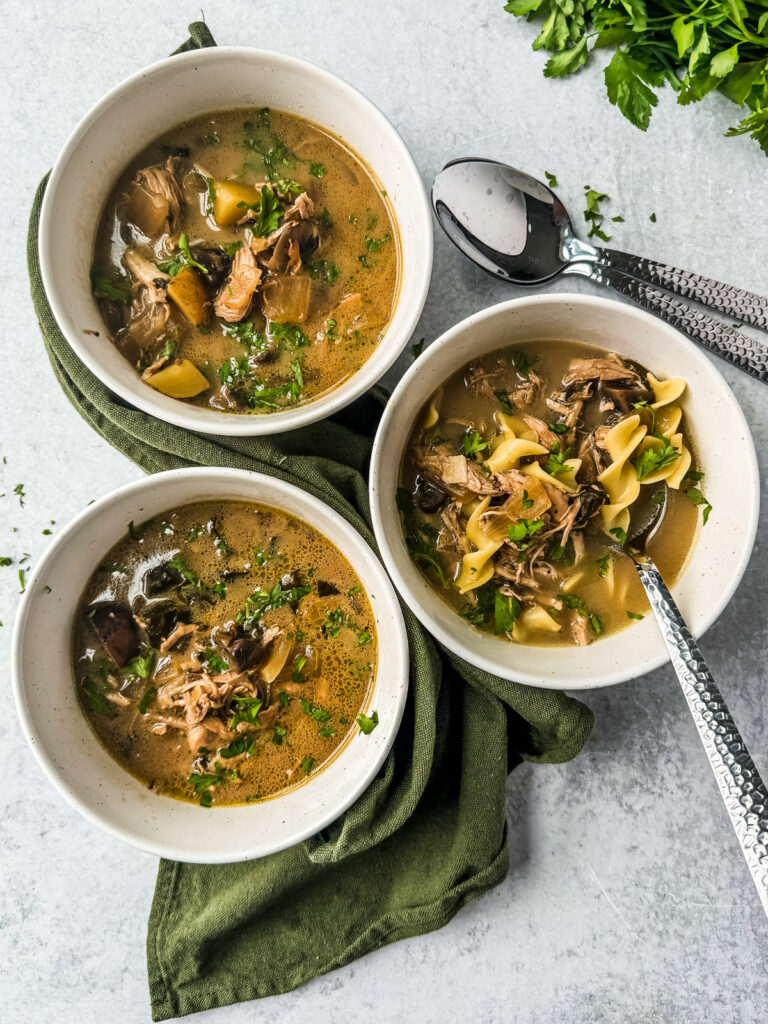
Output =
[
  {"x1": 398, "y1": 341, "x2": 706, "y2": 646},
  {"x1": 90, "y1": 107, "x2": 399, "y2": 413},
  {"x1": 72, "y1": 500, "x2": 379, "y2": 806}
]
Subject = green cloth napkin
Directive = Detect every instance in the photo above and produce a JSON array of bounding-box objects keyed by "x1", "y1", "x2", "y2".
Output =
[{"x1": 27, "y1": 22, "x2": 593, "y2": 1020}]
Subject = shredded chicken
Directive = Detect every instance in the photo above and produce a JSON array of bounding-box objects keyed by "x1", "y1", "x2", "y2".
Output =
[
  {"x1": 214, "y1": 245, "x2": 262, "y2": 321},
  {"x1": 160, "y1": 622, "x2": 198, "y2": 651}
]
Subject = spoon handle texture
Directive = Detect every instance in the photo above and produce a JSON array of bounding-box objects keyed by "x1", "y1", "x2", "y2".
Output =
[
  {"x1": 596, "y1": 248, "x2": 768, "y2": 332},
  {"x1": 634, "y1": 557, "x2": 768, "y2": 917},
  {"x1": 589, "y1": 264, "x2": 768, "y2": 384}
]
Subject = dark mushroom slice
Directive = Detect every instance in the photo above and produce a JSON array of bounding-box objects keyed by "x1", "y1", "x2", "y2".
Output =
[
  {"x1": 416, "y1": 475, "x2": 450, "y2": 514},
  {"x1": 86, "y1": 602, "x2": 140, "y2": 668},
  {"x1": 143, "y1": 561, "x2": 185, "y2": 596},
  {"x1": 317, "y1": 580, "x2": 340, "y2": 597},
  {"x1": 229, "y1": 636, "x2": 267, "y2": 670},
  {"x1": 188, "y1": 245, "x2": 232, "y2": 293},
  {"x1": 134, "y1": 598, "x2": 190, "y2": 648}
]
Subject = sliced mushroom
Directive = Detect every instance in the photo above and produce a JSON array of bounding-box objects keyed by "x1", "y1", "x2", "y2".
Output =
[{"x1": 86, "y1": 602, "x2": 140, "y2": 668}]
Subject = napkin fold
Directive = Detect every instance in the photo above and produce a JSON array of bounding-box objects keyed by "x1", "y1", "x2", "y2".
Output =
[{"x1": 26, "y1": 22, "x2": 593, "y2": 1020}]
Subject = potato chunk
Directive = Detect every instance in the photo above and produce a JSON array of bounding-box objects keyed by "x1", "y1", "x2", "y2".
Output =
[
  {"x1": 145, "y1": 359, "x2": 209, "y2": 399},
  {"x1": 212, "y1": 181, "x2": 261, "y2": 226},
  {"x1": 166, "y1": 266, "x2": 210, "y2": 326}
]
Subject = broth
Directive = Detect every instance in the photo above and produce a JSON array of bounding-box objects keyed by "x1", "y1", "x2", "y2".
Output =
[
  {"x1": 399, "y1": 341, "x2": 704, "y2": 647},
  {"x1": 72, "y1": 501, "x2": 379, "y2": 806},
  {"x1": 91, "y1": 107, "x2": 399, "y2": 413}
]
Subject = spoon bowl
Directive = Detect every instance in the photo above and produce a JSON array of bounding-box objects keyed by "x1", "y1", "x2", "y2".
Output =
[{"x1": 431, "y1": 158, "x2": 576, "y2": 284}]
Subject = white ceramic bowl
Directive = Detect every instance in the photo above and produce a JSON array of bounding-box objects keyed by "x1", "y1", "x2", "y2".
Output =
[
  {"x1": 12, "y1": 469, "x2": 408, "y2": 862},
  {"x1": 38, "y1": 47, "x2": 432, "y2": 435},
  {"x1": 370, "y1": 294, "x2": 759, "y2": 690}
]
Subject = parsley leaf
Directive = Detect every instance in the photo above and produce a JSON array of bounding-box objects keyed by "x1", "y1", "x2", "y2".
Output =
[
  {"x1": 635, "y1": 439, "x2": 681, "y2": 480},
  {"x1": 494, "y1": 591, "x2": 521, "y2": 634},
  {"x1": 462, "y1": 431, "x2": 488, "y2": 457},
  {"x1": 91, "y1": 267, "x2": 132, "y2": 304},
  {"x1": 254, "y1": 185, "x2": 282, "y2": 237},
  {"x1": 356, "y1": 710, "x2": 379, "y2": 734}
]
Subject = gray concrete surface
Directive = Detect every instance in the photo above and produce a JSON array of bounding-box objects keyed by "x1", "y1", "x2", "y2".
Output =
[{"x1": 2, "y1": 2, "x2": 766, "y2": 1021}]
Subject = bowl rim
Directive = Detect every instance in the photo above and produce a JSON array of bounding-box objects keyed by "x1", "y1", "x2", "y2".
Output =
[
  {"x1": 37, "y1": 45, "x2": 433, "y2": 436},
  {"x1": 11, "y1": 467, "x2": 409, "y2": 862},
  {"x1": 369, "y1": 292, "x2": 760, "y2": 690}
]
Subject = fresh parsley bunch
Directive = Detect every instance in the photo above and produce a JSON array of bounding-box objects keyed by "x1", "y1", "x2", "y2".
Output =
[{"x1": 503, "y1": 0, "x2": 768, "y2": 152}]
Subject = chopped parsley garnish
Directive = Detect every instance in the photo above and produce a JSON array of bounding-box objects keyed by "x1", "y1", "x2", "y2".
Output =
[
  {"x1": 356, "y1": 711, "x2": 379, "y2": 734},
  {"x1": 494, "y1": 592, "x2": 521, "y2": 634},
  {"x1": 138, "y1": 686, "x2": 157, "y2": 714},
  {"x1": 521, "y1": 490, "x2": 534, "y2": 510},
  {"x1": 128, "y1": 518, "x2": 150, "y2": 541},
  {"x1": 158, "y1": 232, "x2": 208, "y2": 276},
  {"x1": 81, "y1": 660, "x2": 117, "y2": 718},
  {"x1": 277, "y1": 691, "x2": 291, "y2": 708},
  {"x1": 90, "y1": 267, "x2": 132, "y2": 304},
  {"x1": 237, "y1": 581, "x2": 311, "y2": 629},
  {"x1": 272, "y1": 725, "x2": 286, "y2": 745},
  {"x1": 325, "y1": 318, "x2": 339, "y2": 340},
  {"x1": 229, "y1": 696, "x2": 263, "y2": 729},
  {"x1": 123, "y1": 650, "x2": 156, "y2": 679},
  {"x1": 544, "y1": 441, "x2": 572, "y2": 478},
  {"x1": 365, "y1": 234, "x2": 390, "y2": 251},
  {"x1": 544, "y1": 171, "x2": 558, "y2": 188},
  {"x1": 221, "y1": 240, "x2": 243, "y2": 257},
  {"x1": 510, "y1": 350, "x2": 539, "y2": 377},
  {"x1": 495, "y1": 389, "x2": 514, "y2": 415},
  {"x1": 635, "y1": 439, "x2": 681, "y2": 481},
  {"x1": 188, "y1": 763, "x2": 237, "y2": 805},
  {"x1": 167, "y1": 554, "x2": 200, "y2": 586},
  {"x1": 202, "y1": 649, "x2": 228, "y2": 674},
  {"x1": 292, "y1": 654, "x2": 307, "y2": 685},
  {"x1": 309, "y1": 162, "x2": 326, "y2": 178},
  {"x1": 627, "y1": 611, "x2": 645, "y2": 621},
  {"x1": 318, "y1": 207, "x2": 333, "y2": 229},
  {"x1": 254, "y1": 185, "x2": 281, "y2": 236},
  {"x1": 595, "y1": 555, "x2": 611, "y2": 578},
  {"x1": 13, "y1": 483, "x2": 26, "y2": 507},
  {"x1": 301, "y1": 756, "x2": 316, "y2": 774},
  {"x1": 405, "y1": 530, "x2": 449, "y2": 588},
  {"x1": 609, "y1": 526, "x2": 627, "y2": 546},
  {"x1": 308, "y1": 259, "x2": 341, "y2": 283},
  {"x1": 560, "y1": 593, "x2": 587, "y2": 613},
  {"x1": 395, "y1": 487, "x2": 415, "y2": 515},
  {"x1": 195, "y1": 172, "x2": 216, "y2": 216},
  {"x1": 222, "y1": 320, "x2": 266, "y2": 351},
  {"x1": 268, "y1": 322, "x2": 310, "y2": 347},
  {"x1": 582, "y1": 187, "x2": 613, "y2": 242},
  {"x1": 219, "y1": 735, "x2": 256, "y2": 758},
  {"x1": 462, "y1": 431, "x2": 488, "y2": 458},
  {"x1": 560, "y1": 593, "x2": 602, "y2": 636},
  {"x1": 685, "y1": 487, "x2": 713, "y2": 524},
  {"x1": 459, "y1": 584, "x2": 495, "y2": 626},
  {"x1": 649, "y1": 489, "x2": 666, "y2": 506},
  {"x1": 507, "y1": 517, "x2": 545, "y2": 552},
  {"x1": 0, "y1": 556, "x2": 11, "y2": 566},
  {"x1": 549, "y1": 422, "x2": 570, "y2": 435}
]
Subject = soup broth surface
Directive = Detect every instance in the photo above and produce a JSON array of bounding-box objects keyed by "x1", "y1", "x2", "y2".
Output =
[
  {"x1": 399, "y1": 340, "x2": 702, "y2": 647},
  {"x1": 73, "y1": 500, "x2": 378, "y2": 806},
  {"x1": 92, "y1": 107, "x2": 399, "y2": 413}
]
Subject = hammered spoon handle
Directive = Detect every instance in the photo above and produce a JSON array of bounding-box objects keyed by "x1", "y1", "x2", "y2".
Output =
[
  {"x1": 581, "y1": 263, "x2": 768, "y2": 384},
  {"x1": 595, "y1": 247, "x2": 768, "y2": 331},
  {"x1": 633, "y1": 555, "x2": 768, "y2": 916}
]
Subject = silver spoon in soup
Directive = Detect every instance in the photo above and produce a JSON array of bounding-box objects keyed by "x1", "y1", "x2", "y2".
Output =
[{"x1": 608, "y1": 485, "x2": 768, "y2": 917}]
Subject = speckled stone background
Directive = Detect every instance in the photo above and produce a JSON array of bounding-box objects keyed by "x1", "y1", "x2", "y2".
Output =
[{"x1": 2, "y1": 2, "x2": 767, "y2": 1021}]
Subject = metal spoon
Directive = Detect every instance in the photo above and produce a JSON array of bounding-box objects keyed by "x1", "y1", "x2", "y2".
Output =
[
  {"x1": 607, "y1": 487, "x2": 768, "y2": 915},
  {"x1": 432, "y1": 158, "x2": 768, "y2": 384}
]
